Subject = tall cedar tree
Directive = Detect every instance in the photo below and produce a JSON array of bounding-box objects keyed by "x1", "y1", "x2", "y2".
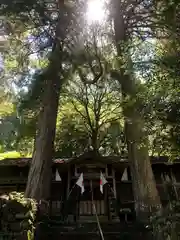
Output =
[
  {"x1": 0, "y1": 0, "x2": 69, "y2": 200},
  {"x1": 25, "y1": 0, "x2": 70, "y2": 200},
  {"x1": 111, "y1": 0, "x2": 161, "y2": 220}
]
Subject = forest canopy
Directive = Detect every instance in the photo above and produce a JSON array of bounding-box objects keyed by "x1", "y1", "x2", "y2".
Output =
[{"x1": 0, "y1": 0, "x2": 179, "y2": 158}]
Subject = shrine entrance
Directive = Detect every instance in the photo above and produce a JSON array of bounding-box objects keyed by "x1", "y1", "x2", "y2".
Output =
[
  {"x1": 78, "y1": 179, "x2": 108, "y2": 222},
  {"x1": 64, "y1": 162, "x2": 117, "y2": 222}
]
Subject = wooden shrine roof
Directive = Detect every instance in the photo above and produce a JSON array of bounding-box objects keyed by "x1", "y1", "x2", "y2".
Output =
[
  {"x1": 0, "y1": 151, "x2": 180, "y2": 167},
  {"x1": 0, "y1": 158, "x2": 71, "y2": 166}
]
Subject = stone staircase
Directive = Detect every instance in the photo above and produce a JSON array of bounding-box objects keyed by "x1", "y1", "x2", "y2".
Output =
[{"x1": 35, "y1": 220, "x2": 153, "y2": 240}]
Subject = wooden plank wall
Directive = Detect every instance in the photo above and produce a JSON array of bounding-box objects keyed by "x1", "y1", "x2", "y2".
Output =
[{"x1": 79, "y1": 200, "x2": 105, "y2": 215}]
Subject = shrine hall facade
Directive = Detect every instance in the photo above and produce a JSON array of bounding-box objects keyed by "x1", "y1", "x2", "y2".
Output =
[{"x1": 0, "y1": 152, "x2": 180, "y2": 222}]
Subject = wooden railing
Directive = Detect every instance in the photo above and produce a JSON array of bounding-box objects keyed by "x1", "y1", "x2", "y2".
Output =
[
  {"x1": 51, "y1": 201, "x2": 62, "y2": 215},
  {"x1": 0, "y1": 177, "x2": 27, "y2": 184}
]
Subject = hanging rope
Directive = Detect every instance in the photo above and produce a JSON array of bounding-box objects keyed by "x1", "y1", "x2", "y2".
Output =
[
  {"x1": 90, "y1": 180, "x2": 105, "y2": 240},
  {"x1": 92, "y1": 202, "x2": 105, "y2": 240}
]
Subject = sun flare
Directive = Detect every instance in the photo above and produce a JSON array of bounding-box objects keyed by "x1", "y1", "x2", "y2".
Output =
[{"x1": 86, "y1": 0, "x2": 105, "y2": 24}]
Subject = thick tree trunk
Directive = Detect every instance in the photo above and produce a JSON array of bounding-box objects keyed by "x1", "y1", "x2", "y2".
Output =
[
  {"x1": 25, "y1": 70, "x2": 61, "y2": 200},
  {"x1": 125, "y1": 108, "x2": 161, "y2": 219},
  {"x1": 25, "y1": 0, "x2": 66, "y2": 201},
  {"x1": 112, "y1": 0, "x2": 162, "y2": 220},
  {"x1": 91, "y1": 129, "x2": 99, "y2": 153}
]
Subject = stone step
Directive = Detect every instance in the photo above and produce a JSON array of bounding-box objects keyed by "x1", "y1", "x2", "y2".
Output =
[
  {"x1": 35, "y1": 222, "x2": 152, "y2": 240},
  {"x1": 35, "y1": 230, "x2": 152, "y2": 240}
]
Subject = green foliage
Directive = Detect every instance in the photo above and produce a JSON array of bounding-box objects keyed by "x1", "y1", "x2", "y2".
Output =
[
  {"x1": 54, "y1": 74, "x2": 125, "y2": 156},
  {"x1": 1, "y1": 0, "x2": 180, "y2": 160},
  {"x1": 55, "y1": 111, "x2": 89, "y2": 157},
  {"x1": 0, "y1": 102, "x2": 34, "y2": 154},
  {"x1": 0, "y1": 101, "x2": 14, "y2": 116},
  {"x1": 150, "y1": 201, "x2": 180, "y2": 239},
  {"x1": 0, "y1": 191, "x2": 37, "y2": 238},
  {"x1": 7, "y1": 191, "x2": 37, "y2": 212},
  {"x1": 0, "y1": 151, "x2": 21, "y2": 160}
]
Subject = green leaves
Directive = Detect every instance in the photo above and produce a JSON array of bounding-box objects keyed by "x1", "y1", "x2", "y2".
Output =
[
  {"x1": 1, "y1": 0, "x2": 180, "y2": 159},
  {"x1": 150, "y1": 201, "x2": 180, "y2": 239},
  {"x1": 54, "y1": 73, "x2": 124, "y2": 156}
]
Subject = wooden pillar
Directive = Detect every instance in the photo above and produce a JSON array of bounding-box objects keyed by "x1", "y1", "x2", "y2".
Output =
[
  {"x1": 104, "y1": 184, "x2": 110, "y2": 220},
  {"x1": 66, "y1": 166, "x2": 71, "y2": 200},
  {"x1": 16, "y1": 184, "x2": 19, "y2": 192},
  {"x1": 105, "y1": 165, "x2": 108, "y2": 176},
  {"x1": 73, "y1": 187, "x2": 79, "y2": 223},
  {"x1": 76, "y1": 188, "x2": 80, "y2": 221},
  {"x1": 49, "y1": 167, "x2": 54, "y2": 217},
  {"x1": 112, "y1": 169, "x2": 117, "y2": 199},
  {"x1": 90, "y1": 180, "x2": 93, "y2": 215}
]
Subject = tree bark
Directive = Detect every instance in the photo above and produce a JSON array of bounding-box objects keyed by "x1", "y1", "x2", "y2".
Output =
[
  {"x1": 25, "y1": 68, "x2": 61, "y2": 200},
  {"x1": 112, "y1": 0, "x2": 162, "y2": 220},
  {"x1": 25, "y1": 0, "x2": 66, "y2": 201},
  {"x1": 91, "y1": 129, "x2": 99, "y2": 153}
]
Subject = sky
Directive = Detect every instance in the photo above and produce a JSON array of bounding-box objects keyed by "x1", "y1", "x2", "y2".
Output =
[{"x1": 86, "y1": 0, "x2": 106, "y2": 24}]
